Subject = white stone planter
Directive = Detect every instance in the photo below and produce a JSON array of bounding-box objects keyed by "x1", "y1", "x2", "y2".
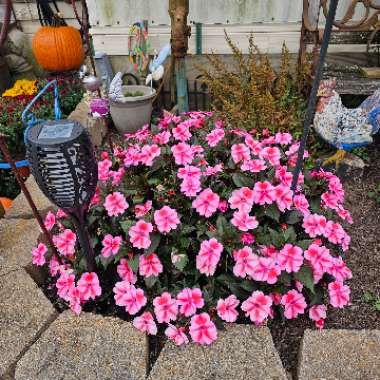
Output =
[{"x1": 110, "y1": 85, "x2": 156, "y2": 135}]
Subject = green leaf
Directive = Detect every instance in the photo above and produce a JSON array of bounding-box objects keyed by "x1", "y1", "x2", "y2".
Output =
[
  {"x1": 216, "y1": 215, "x2": 229, "y2": 237},
  {"x1": 145, "y1": 233, "x2": 161, "y2": 254},
  {"x1": 268, "y1": 228, "x2": 283, "y2": 248},
  {"x1": 181, "y1": 225, "x2": 197, "y2": 235},
  {"x1": 120, "y1": 220, "x2": 134, "y2": 236},
  {"x1": 173, "y1": 254, "x2": 189, "y2": 271},
  {"x1": 297, "y1": 239, "x2": 314, "y2": 250},
  {"x1": 264, "y1": 204, "x2": 281, "y2": 222},
  {"x1": 98, "y1": 255, "x2": 114, "y2": 270},
  {"x1": 128, "y1": 255, "x2": 140, "y2": 273},
  {"x1": 294, "y1": 266, "x2": 315, "y2": 293},
  {"x1": 283, "y1": 226, "x2": 297, "y2": 243},
  {"x1": 232, "y1": 173, "x2": 254, "y2": 188},
  {"x1": 286, "y1": 210, "x2": 301, "y2": 225},
  {"x1": 144, "y1": 276, "x2": 158, "y2": 289},
  {"x1": 147, "y1": 177, "x2": 161, "y2": 186},
  {"x1": 363, "y1": 292, "x2": 375, "y2": 303},
  {"x1": 374, "y1": 299, "x2": 380, "y2": 312}
]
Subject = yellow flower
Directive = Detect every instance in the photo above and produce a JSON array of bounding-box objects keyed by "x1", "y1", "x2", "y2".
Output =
[{"x1": 2, "y1": 79, "x2": 37, "y2": 97}]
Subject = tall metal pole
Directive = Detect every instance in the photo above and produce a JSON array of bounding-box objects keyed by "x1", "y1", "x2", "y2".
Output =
[{"x1": 291, "y1": 0, "x2": 339, "y2": 193}]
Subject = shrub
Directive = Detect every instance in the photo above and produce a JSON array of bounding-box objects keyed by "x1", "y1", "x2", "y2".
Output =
[
  {"x1": 197, "y1": 32, "x2": 310, "y2": 136},
  {"x1": 33, "y1": 112, "x2": 353, "y2": 344}
]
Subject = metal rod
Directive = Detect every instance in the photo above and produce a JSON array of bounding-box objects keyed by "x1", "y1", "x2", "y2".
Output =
[
  {"x1": 0, "y1": 134, "x2": 59, "y2": 257},
  {"x1": 291, "y1": 0, "x2": 339, "y2": 193}
]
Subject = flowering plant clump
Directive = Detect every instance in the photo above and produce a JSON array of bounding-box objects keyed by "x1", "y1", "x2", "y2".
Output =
[
  {"x1": 33, "y1": 112, "x2": 353, "y2": 345},
  {"x1": 2, "y1": 79, "x2": 38, "y2": 97}
]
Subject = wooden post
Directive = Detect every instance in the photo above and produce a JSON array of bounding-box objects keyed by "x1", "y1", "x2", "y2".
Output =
[{"x1": 169, "y1": 0, "x2": 191, "y2": 113}]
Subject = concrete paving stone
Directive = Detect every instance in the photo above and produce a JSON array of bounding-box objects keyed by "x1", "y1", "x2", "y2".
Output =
[
  {"x1": 298, "y1": 329, "x2": 380, "y2": 380},
  {"x1": 15, "y1": 311, "x2": 148, "y2": 380},
  {"x1": 0, "y1": 268, "x2": 57, "y2": 378},
  {"x1": 148, "y1": 324, "x2": 287, "y2": 380},
  {"x1": 0, "y1": 217, "x2": 42, "y2": 268},
  {"x1": 5, "y1": 177, "x2": 52, "y2": 220}
]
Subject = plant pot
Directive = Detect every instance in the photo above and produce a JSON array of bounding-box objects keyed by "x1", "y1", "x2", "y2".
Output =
[
  {"x1": 110, "y1": 85, "x2": 156, "y2": 135},
  {"x1": 0, "y1": 197, "x2": 12, "y2": 210}
]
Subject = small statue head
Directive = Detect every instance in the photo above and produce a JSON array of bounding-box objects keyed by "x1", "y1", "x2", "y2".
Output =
[{"x1": 317, "y1": 78, "x2": 337, "y2": 98}]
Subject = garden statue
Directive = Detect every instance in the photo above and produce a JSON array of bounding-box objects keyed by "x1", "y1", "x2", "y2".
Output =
[
  {"x1": 314, "y1": 78, "x2": 380, "y2": 166},
  {"x1": 145, "y1": 43, "x2": 172, "y2": 88}
]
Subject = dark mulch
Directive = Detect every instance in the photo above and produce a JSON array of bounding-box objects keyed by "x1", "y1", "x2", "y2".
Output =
[{"x1": 271, "y1": 141, "x2": 380, "y2": 377}]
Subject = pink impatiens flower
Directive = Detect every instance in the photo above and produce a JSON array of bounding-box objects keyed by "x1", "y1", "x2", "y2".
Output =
[
  {"x1": 117, "y1": 258, "x2": 137, "y2": 283},
  {"x1": 129, "y1": 220, "x2": 153, "y2": 249},
  {"x1": 281, "y1": 290, "x2": 307, "y2": 319},
  {"x1": 233, "y1": 247, "x2": 259, "y2": 278},
  {"x1": 172, "y1": 124, "x2": 192, "y2": 142},
  {"x1": 67, "y1": 286, "x2": 83, "y2": 315},
  {"x1": 328, "y1": 281, "x2": 350, "y2": 308},
  {"x1": 274, "y1": 185, "x2": 293, "y2": 212},
  {"x1": 133, "y1": 312, "x2": 157, "y2": 335},
  {"x1": 304, "y1": 244, "x2": 333, "y2": 272},
  {"x1": 260, "y1": 146, "x2": 281, "y2": 166},
  {"x1": 56, "y1": 271, "x2": 75, "y2": 300},
  {"x1": 177, "y1": 288, "x2": 204, "y2": 317},
  {"x1": 53, "y1": 229, "x2": 77, "y2": 257},
  {"x1": 139, "y1": 253, "x2": 163, "y2": 277},
  {"x1": 216, "y1": 295, "x2": 240, "y2": 322},
  {"x1": 171, "y1": 142, "x2": 194, "y2": 165},
  {"x1": 241, "y1": 291, "x2": 273, "y2": 325},
  {"x1": 104, "y1": 192, "x2": 129, "y2": 217},
  {"x1": 252, "y1": 181, "x2": 276, "y2": 205},
  {"x1": 277, "y1": 244, "x2": 304, "y2": 273},
  {"x1": 113, "y1": 281, "x2": 147, "y2": 315},
  {"x1": 309, "y1": 304, "x2": 327, "y2": 329},
  {"x1": 180, "y1": 177, "x2": 202, "y2": 197},
  {"x1": 323, "y1": 221, "x2": 346, "y2": 245},
  {"x1": 77, "y1": 272, "x2": 102, "y2": 301},
  {"x1": 231, "y1": 210, "x2": 259, "y2": 232},
  {"x1": 189, "y1": 313, "x2": 217, "y2": 345},
  {"x1": 327, "y1": 257, "x2": 352, "y2": 282},
  {"x1": 153, "y1": 292, "x2": 178, "y2": 323},
  {"x1": 134, "y1": 200, "x2": 152, "y2": 218},
  {"x1": 101, "y1": 234, "x2": 122, "y2": 257},
  {"x1": 154, "y1": 206, "x2": 180, "y2": 234},
  {"x1": 250, "y1": 257, "x2": 281, "y2": 284},
  {"x1": 32, "y1": 243, "x2": 47, "y2": 266},
  {"x1": 228, "y1": 187, "x2": 254, "y2": 213},
  {"x1": 192, "y1": 188, "x2": 220, "y2": 218},
  {"x1": 196, "y1": 238, "x2": 223, "y2": 276},
  {"x1": 231, "y1": 144, "x2": 250, "y2": 163},
  {"x1": 302, "y1": 214, "x2": 327, "y2": 238},
  {"x1": 140, "y1": 144, "x2": 161, "y2": 167},
  {"x1": 206, "y1": 128, "x2": 225, "y2": 147},
  {"x1": 165, "y1": 324, "x2": 189, "y2": 346},
  {"x1": 44, "y1": 211, "x2": 56, "y2": 231},
  {"x1": 241, "y1": 159, "x2": 267, "y2": 173}
]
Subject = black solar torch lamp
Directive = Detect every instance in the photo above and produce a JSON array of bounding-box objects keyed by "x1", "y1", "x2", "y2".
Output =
[{"x1": 26, "y1": 120, "x2": 98, "y2": 272}]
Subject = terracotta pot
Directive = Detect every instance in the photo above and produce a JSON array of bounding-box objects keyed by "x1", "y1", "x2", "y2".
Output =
[{"x1": 0, "y1": 197, "x2": 12, "y2": 210}]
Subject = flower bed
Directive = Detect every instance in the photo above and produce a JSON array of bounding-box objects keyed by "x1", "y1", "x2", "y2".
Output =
[{"x1": 33, "y1": 112, "x2": 353, "y2": 345}]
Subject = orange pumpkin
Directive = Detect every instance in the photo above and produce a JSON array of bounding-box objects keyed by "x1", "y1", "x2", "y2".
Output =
[
  {"x1": 32, "y1": 26, "x2": 84, "y2": 72},
  {"x1": 0, "y1": 197, "x2": 12, "y2": 210}
]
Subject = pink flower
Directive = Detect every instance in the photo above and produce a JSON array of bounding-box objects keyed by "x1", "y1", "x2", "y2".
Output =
[
  {"x1": 196, "y1": 238, "x2": 223, "y2": 276},
  {"x1": 250, "y1": 257, "x2": 280, "y2": 284},
  {"x1": 304, "y1": 244, "x2": 333, "y2": 272},
  {"x1": 274, "y1": 185, "x2": 293, "y2": 212},
  {"x1": 129, "y1": 220, "x2": 153, "y2": 249},
  {"x1": 98, "y1": 159, "x2": 112, "y2": 182},
  {"x1": 321, "y1": 192, "x2": 340, "y2": 210},
  {"x1": 123, "y1": 146, "x2": 141, "y2": 167},
  {"x1": 117, "y1": 258, "x2": 137, "y2": 283},
  {"x1": 241, "y1": 232, "x2": 255, "y2": 245},
  {"x1": 134, "y1": 200, "x2": 152, "y2": 218},
  {"x1": 101, "y1": 234, "x2": 122, "y2": 257},
  {"x1": 67, "y1": 286, "x2": 83, "y2": 315},
  {"x1": 133, "y1": 312, "x2": 157, "y2": 335},
  {"x1": 53, "y1": 229, "x2": 76, "y2": 257},
  {"x1": 165, "y1": 324, "x2": 189, "y2": 345},
  {"x1": 294, "y1": 194, "x2": 310, "y2": 216},
  {"x1": 336, "y1": 206, "x2": 353, "y2": 224},
  {"x1": 180, "y1": 177, "x2": 202, "y2": 197},
  {"x1": 177, "y1": 165, "x2": 201, "y2": 180},
  {"x1": 302, "y1": 214, "x2": 327, "y2": 238},
  {"x1": 44, "y1": 211, "x2": 56, "y2": 231},
  {"x1": 241, "y1": 291, "x2": 272, "y2": 324},
  {"x1": 275, "y1": 132, "x2": 292, "y2": 145},
  {"x1": 140, "y1": 144, "x2": 161, "y2": 166},
  {"x1": 153, "y1": 130, "x2": 171, "y2": 145},
  {"x1": 241, "y1": 159, "x2": 267, "y2": 173},
  {"x1": 153, "y1": 292, "x2": 178, "y2": 323},
  {"x1": 204, "y1": 164, "x2": 223, "y2": 176},
  {"x1": 171, "y1": 143, "x2": 194, "y2": 165},
  {"x1": 104, "y1": 192, "x2": 129, "y2": 217},
  {"x1": 252, "y1": 181, "x2": 276, "y2": 205},
  {"x1": 327, "y1": 257, "x2": 352, "y2": 282},
  {"x1": 154, "y1": 206, "x2": 180, "y2": 234},
  {"x1": 277, "y1": 244, "x2": 304, "y2": 273},
  {"x1": 216, "y1": 295, "x2": 240, "y2": 322},
  {"x1": 139, "y1": 253, "x2": 163, "y2": 277},
  {"x1": 77, "y1": 272, "x2": 102, "y2": 301},
  {"x1": 328, "y1": 281, "x2": 350, "y2": 308},
  {"x1": 228, "y1": 187, "x2": 254, "y2": 213},
  {"x1": 233, "y1": 246, "x2": 259, "y2": 278},
  {"x1": 281, "y1": 290, "x2": 307, "y2": 319},
  {"x1": 231, "y1": 144, "x2": 250, "y2": 163},
  {"x1": 49, "y1": 255, "x2": 61, "y2": 277},
  {"x1": 206, "y1": 128, "x2": 225, "y2": 147},
  {"x1": 177, "y1": 288, "x2": 204, "y2": 316},
  {"x1": 189, "y1": 313, "x2": 217, "y2": 345},
  {"x1": 218, "y1": 200, "x2": 228, "y2": 213},
  {"x1": 309, "y1": 304, "x2": 327, "y2": 324},
  {"x1": 245, "y1": 135, "x2": 263, "y2": 155},
  {"x1": 260, "y1": 146, "x2": 281, "y2": 166},
  {"x1": 56, "y1": 209, "x2": 67, "y2": 219},
  {"x1": 32, "y1": 243, "x2": 47, "y2": 266},
  {"x1": 192, "y1": 188, "x2": 220, "y2": 218},
  {"x1": 113, "y1": 281, "x2": 147, "y2": 315},
  {"x1": 56, "y1": 271, "x2": 75, "y2": 300},
  {"x1": 111, "y1": 167, "x2": 125, "y2": 186},
  {"x1": 323, "y1": 221, "x2": 346, "y2": 245},
  {"x1": 172, "y1": 124, "x2": 192, "y2": 141},
  {"x1": 231, "y1": 210, "x2": 259, "y2": 231}
]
